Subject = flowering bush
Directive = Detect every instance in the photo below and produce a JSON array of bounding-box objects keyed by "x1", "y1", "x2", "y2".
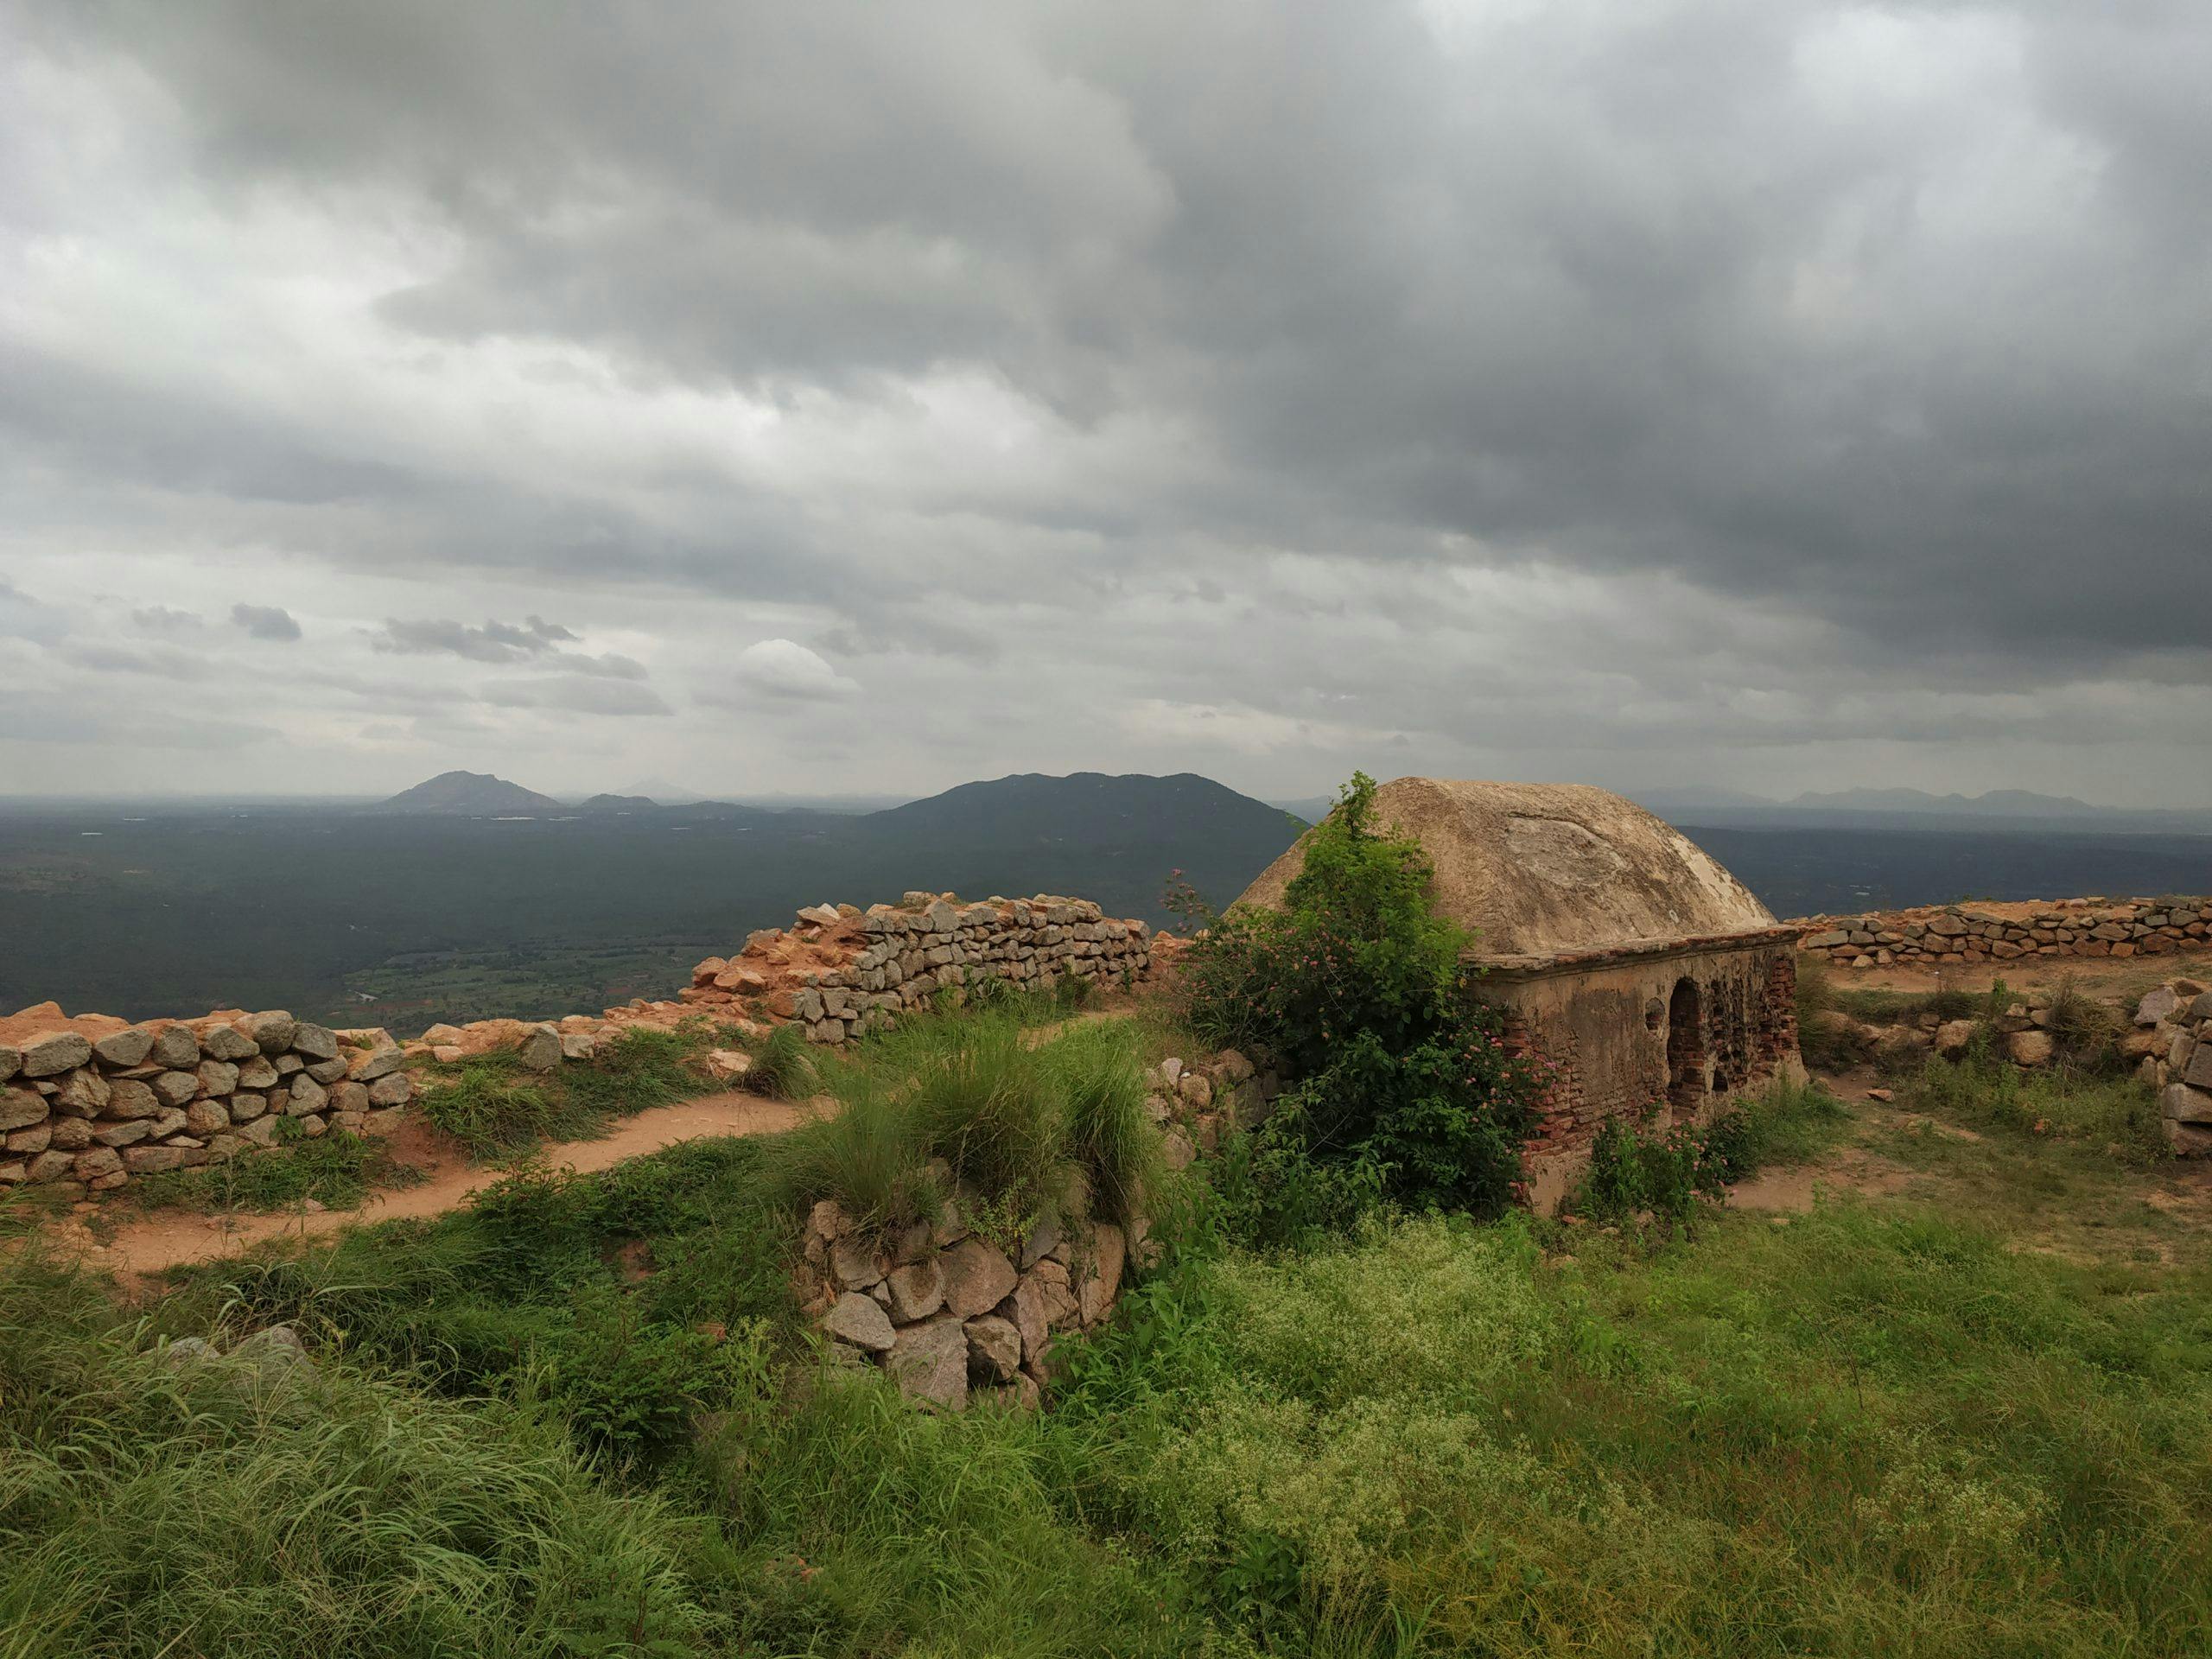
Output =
[{"x1": 1172, "y1": 772, "x2": 1545, "y2": 1221}]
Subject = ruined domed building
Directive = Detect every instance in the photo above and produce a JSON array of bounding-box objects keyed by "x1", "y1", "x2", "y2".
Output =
[{"x1": 1235, "y1": 779, "x2": 1804, "y2": 1208}]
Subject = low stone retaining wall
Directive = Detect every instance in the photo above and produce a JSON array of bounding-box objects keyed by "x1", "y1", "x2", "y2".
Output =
[
  {"x1": 2138, "y1": 981, "x2": 2212, "y2": 1155},
  {"x1": 798, "y1": 1191, "x2": 1141, "y2": 1411},
  {"x1": 2, "y1": 890, "x2": 1151, "y2": 1199},
  {"x1": 1796, "y1": 897, "x2": 2212, "y2": 970},
  {"x1": 678, "y1": 892, "x2": 1154, "y2": 1045},
  {"x1": 801, "y1": 1046, "x2": 1262, "y2": 1408},
  {"x1": 1, "y1": 1008, "x2": 414, "y2": 1194}
]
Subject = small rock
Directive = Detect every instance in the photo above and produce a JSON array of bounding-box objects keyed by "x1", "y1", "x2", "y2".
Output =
[
  {"x1": 887, "y1": 1316, "x2": 969, "y2": 1410},
  {"x1": 0, "y1": 1087, "x2": 47, "y2": 1133},
  {"x1": 365, "y1": 1073, "x2": 412, "y2": 1108},
  {"x1": 938, "y1": 1238, "x2": 1018, "y2": 1318},
  {"x1": 149, "y1": 1026, "x2": 202, "y2": 1069},
  {"x1": 2005, "y1": 1030, "x2": 2055, "y2": 1068},
  {"x1": 515, "y1": 1025, "x2": 563, "y2": 1072},
  {"x1": 822, "y1": 1292, "x2": 896, "y2": 1354},
  {"x1": 346, "y1": 1046, "x2": 406, "y2": 1082},
  {"x1": 964, "y1": 1315, "x2": 1022, "y2": 1382},
  {"x1": 238, "y1": 1011, "x2": 299, "y2": 1053},
  {"x1": 20, "y1": 1032, "x2": 92, "y2": 1078},
  {"x1": 289, "y1": 1023, "x2": 340, "y2": 1062},
  {"x1": 830, "y1": 1235, "x2": 886, "y2": 1292},
  {"x1": 883, "y1": 1260, "x2": 945, "y2": 1322},
  {"x1": 201, "y1": 1026, "x2": 259, "y2": 1062},
  {"x1": 92, "y1": 1028, "x2": 156, "y2": 1068}
]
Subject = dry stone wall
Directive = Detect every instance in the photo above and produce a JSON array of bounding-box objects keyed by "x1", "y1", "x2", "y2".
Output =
[
  {"x1": 2, "y1": 889, "x2": 1152, "y2": 1199},
  {"x1": 800, "y1": 1046, "x2": 1265, "y2": 1410},
  {"x1": 677, "y1": 891, "x2": 1154, "y2": 1044},
  {"x1": 0, "y1": 1007, "x2": 414, "y2": 1194},
  {"x1": 1796, "y1": 897, "x2": 2212, "y2": 970},
  {"x1": 2147, "y1": 982, "x2": 2212, "y2": 1155}
]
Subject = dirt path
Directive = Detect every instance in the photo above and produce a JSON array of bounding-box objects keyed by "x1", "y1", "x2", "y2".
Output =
[{"x1": 57, "y1": 1090, "x2": 823, "y2": 1281}]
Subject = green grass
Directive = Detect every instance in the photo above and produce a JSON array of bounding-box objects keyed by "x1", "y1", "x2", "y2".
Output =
[
  {"x1": 744, "y1": 1020, "x2": 817, "y2": 1100},
  {"x1": 125, "y1": 1121, "x2": 424, "y2": 1213},
  {"x1": 764, "y1": 1000, "x2": 1167, "y2": 1239},
  {"x1": 16, "y1": 1010, "x2": 2212, "y2": 1656},
  {"x1": 0, "y1": 1253, "x2": 720, "y2": 1658},
  {"x1": 416, "y1": 1026, "x2": 725, "y2": 1161},
  {"x1": 1906, "y1": 1039, "x2": 2170, "y2": 1164},
  {"x1": 1723, "y1": 1071, "x2": 1856, "y2": 1170}
]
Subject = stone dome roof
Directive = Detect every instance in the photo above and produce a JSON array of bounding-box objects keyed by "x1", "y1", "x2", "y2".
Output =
[{"x1": 1232, "y1": 778, "x2": 1778, "y2": 960}]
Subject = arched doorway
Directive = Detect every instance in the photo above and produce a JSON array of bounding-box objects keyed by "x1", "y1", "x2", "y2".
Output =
[{"x1": 1666, "y1": 976, "x2": 1705, "y2": 1121}]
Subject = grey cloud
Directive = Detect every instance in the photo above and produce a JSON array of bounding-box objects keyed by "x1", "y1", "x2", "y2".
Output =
[
  {"x1": 480, "y1": 678, "x2": 674, "y2": 717},
  {"x1": 373, "y1": 614, "x2": 575, "y2": 663},
  {"x1": 230, "y1": 602, "x2": 302, "y2": 641},
  {"x1": 130, "y1": 606, "x2": 202, "y2": 632},
  {"x1": 0, "y1": 578, "x2": 67, "y2": 643},
  {"x1": 64, "y1": 642, "x2": 215, "y2": 681},
  {"x1": 4, "y1": 1, "x2": 2209, "y2": 799},
  {"x1": 370, "y1": 615, "x2": 646, "y2": 679}
]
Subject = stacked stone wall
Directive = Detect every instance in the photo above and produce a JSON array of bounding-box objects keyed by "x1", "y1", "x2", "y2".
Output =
[
  {"x1": 0, "y1": 1010, "x2": 413, "y2": 1194},
  {"x1": 3, "y1": 889, "x2": 1151, "y2": 1199},
  {"x1": 1796, "y1": 897, "x2": 2212, "y2": 970},
  {"x1": 677, "y1": 891, "x2": 1154, "y2": 1045}
]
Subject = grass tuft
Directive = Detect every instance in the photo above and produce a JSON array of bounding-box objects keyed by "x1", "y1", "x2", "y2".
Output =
[{"x1": 127, "y1": 1122, "x2": 423, "y2": 1214}]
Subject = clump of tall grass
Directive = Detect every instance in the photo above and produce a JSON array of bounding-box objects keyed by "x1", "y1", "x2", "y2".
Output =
[
  {"x1": 1909, "y1": 1039, "x2": 2167, "y2": 1162},
  {"x1": 764, "y1": 1007, "x2": 1170, "y2": 1238},
  {"x1": 127, "y1": 1121, "x2": 422, "y2": 1214},
  {"x1": 745, "y1": 1021, "x2": 817, "y2": 1100},
  {"x1": 0, "y1": 1253, "x2": 717, "y2": 1657},
  {"x1": 1795, "y1": 956, "x2": 1869, "y2": 1071},
  {"x1": 417, "y1": 1028, "x2": 721, "y2": 1160},
  {"x1": 416, "y1": 1052, "x2": 599, "y2": 1158},
  {"x1": 1046, "y1": 1019, "x2": 1166, "y2": 1226}
]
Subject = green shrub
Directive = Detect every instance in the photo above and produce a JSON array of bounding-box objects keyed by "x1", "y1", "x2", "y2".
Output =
[
  {"x1": 1573, "y1": 1114, "x2": 1729, "y2": 1224},
  {"x1": 1173, "y1": 772, "x2": 1543, "y2": 1223}
]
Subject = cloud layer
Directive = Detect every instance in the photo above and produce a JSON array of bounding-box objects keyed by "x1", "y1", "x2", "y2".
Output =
[{"x1": 1, "y1": 1, "x2": 2206, "y2": 802}]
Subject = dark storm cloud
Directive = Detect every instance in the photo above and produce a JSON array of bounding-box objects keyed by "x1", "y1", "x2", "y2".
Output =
[
  {"x1": 230, "y1": 603, "x2": 302, "y2": 641},
  {"x1": 5, "y1": 0, "x2": 2210, "y2": 798}
]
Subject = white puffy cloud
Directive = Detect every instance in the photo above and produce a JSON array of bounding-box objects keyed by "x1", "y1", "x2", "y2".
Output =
[{"x1": 726, "y1": 639, "x2": 861, "y2": 702}]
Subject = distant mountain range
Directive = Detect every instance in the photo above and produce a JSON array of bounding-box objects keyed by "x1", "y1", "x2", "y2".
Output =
[
  {"x1": 1630, "y1": 785, "x2": 2212, "y2": 836},
  {"x1": 357, "y1": 769, "x2": 1306, "y2": 924}
]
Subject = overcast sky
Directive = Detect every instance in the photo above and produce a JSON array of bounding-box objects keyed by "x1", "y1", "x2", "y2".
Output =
[{"x1": 3, "y1": 2, "x2": 2208, "y2": 805}]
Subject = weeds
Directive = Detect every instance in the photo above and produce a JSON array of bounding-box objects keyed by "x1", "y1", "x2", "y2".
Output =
[
  {"x1": 746, "y1": 1021, "x2": 818, "y2": 1100},
  {"x1": 126, "y1": 1122, "x2": 423, "y2": 1213},
  {"x1": 765, "y1": 1005, "x2": 1172, "y2": 1239},
  {"x1": 1908, "y1": 1039, "x2": 2168, "y2": 1162},
  {"x1": 416, "y1": 1027, "x2": 721, "y2": 1160}
]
